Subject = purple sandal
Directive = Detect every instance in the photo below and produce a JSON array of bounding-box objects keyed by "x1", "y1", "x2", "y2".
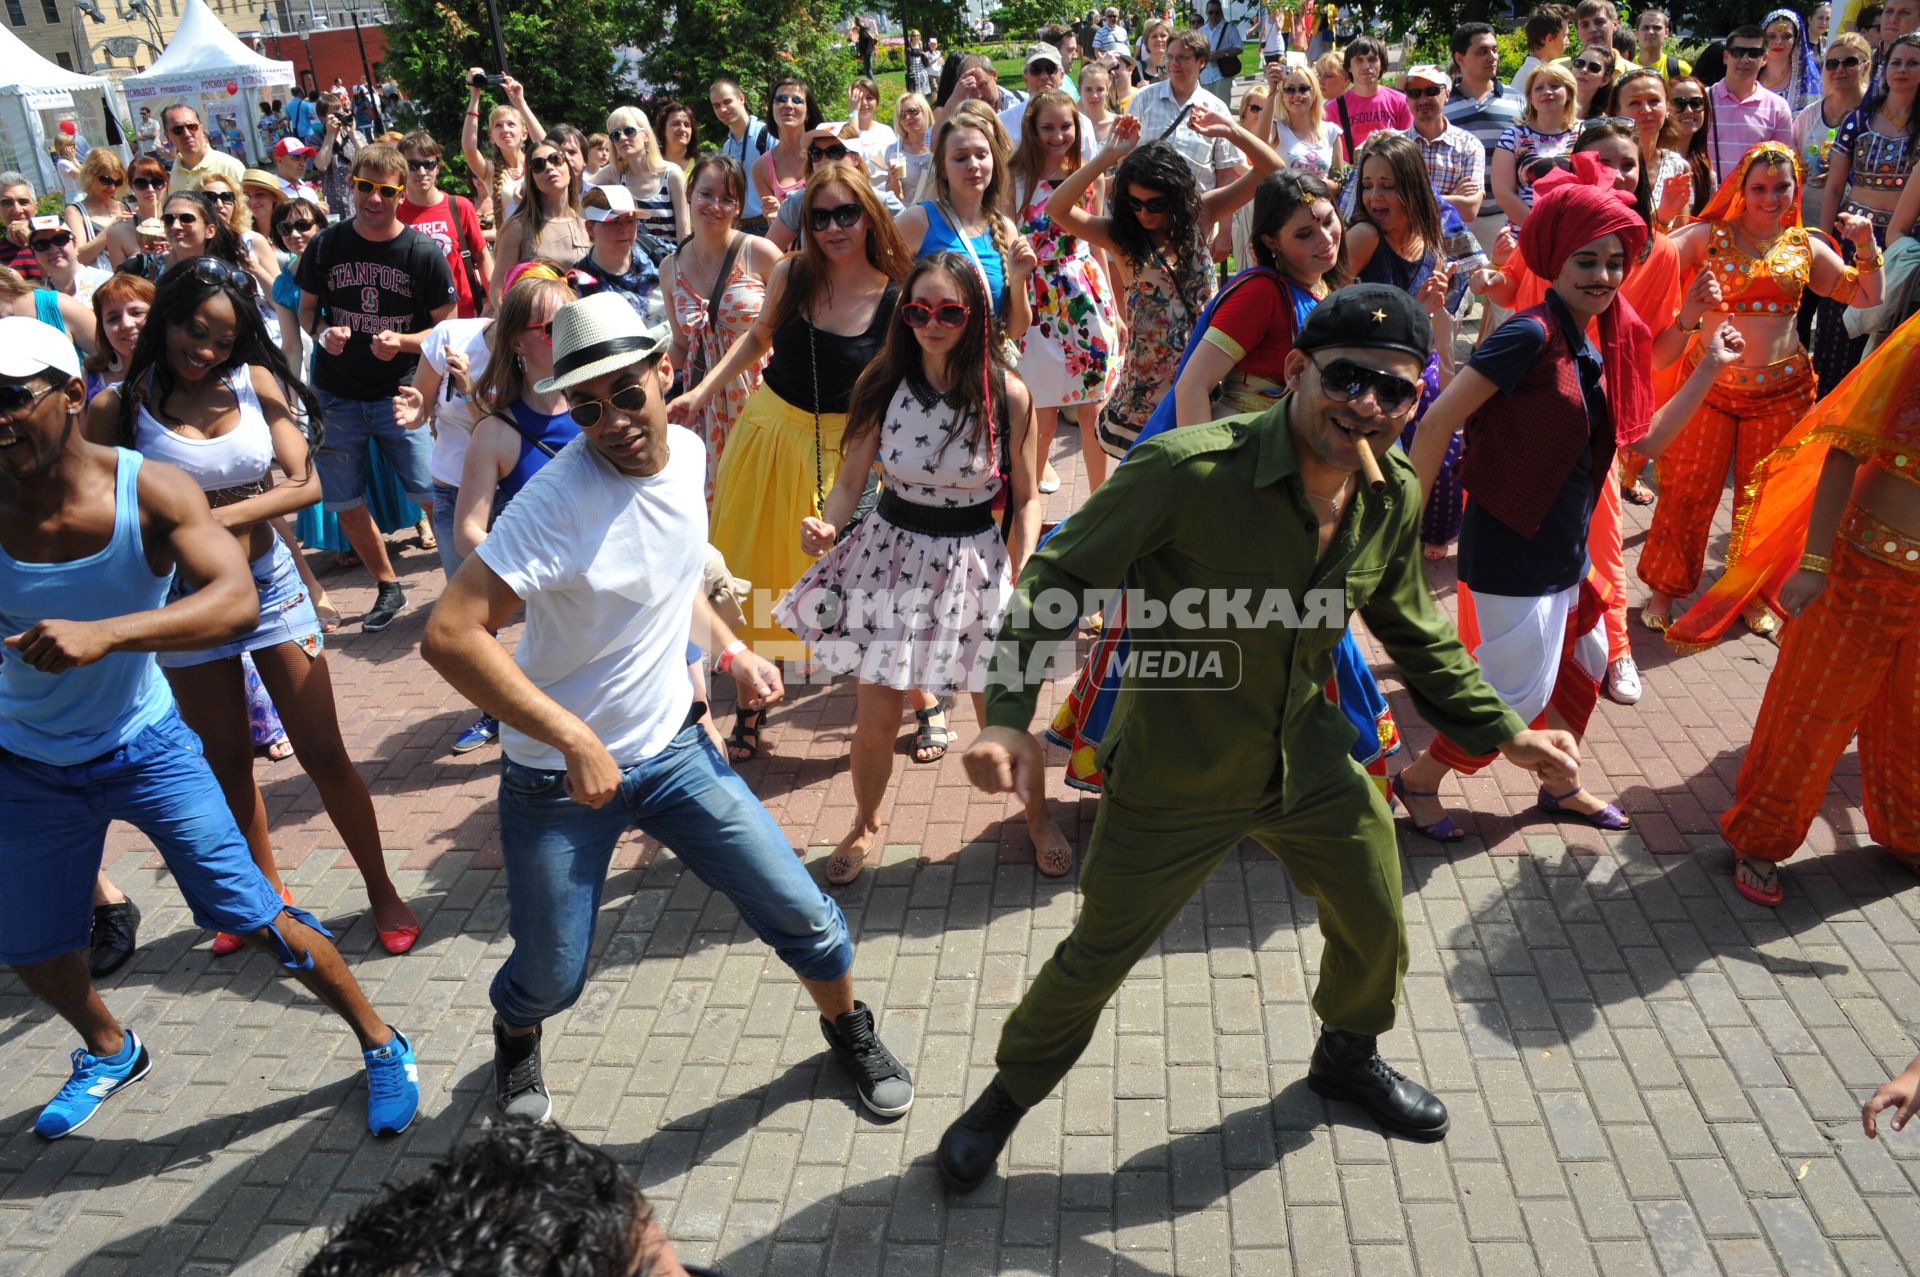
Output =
[
  {"x1": 1390, "y1": 773, "x2": 1465, "y2": 843},
  {"x1": 1537, "y1": 786, "x2": 1632, "y2": 831}
]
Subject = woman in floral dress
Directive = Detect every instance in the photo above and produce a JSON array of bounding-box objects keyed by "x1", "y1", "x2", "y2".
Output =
[
  {"x1": 1010, "y1": 90, "x2": 1122, "y2": 492},
  {"x1": 662, "y1": 154, "x2": 783, "y2": 504}
]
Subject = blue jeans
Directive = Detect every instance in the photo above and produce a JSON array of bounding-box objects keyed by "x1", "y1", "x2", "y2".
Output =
[
  {"x1": 493, "y1": 725, "x2": 852, "y2": 1027},
  {"x1": 313, "y1": 387, "x2": 435, "y2": 513},
  {"x1": 431, "y1": 482, "x2": 463, "y2": 580},
  {"x1": 0, "y1": 708, "x2": 318, "y2": 967}
]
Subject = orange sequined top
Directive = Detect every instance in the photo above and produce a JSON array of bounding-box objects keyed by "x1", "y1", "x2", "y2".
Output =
[{"x1": 1703, "y1": 223, "x2": 1813, "y2": 317}]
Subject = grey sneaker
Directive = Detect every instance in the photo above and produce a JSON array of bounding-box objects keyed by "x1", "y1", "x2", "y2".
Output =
[
  {"x1": 493, "y1": 1018, "x2": 552, "y2": 1122},
  {"x1": 822, "y1": 1002, "x2": 914, "y2": 1117},
  {"x1": 361, "y1": 581, "x2": 407, "y2": 633}
]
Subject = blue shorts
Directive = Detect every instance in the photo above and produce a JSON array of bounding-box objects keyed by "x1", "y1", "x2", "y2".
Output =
[
  {"x1": 313, "y1": 386, "x2": 435, "y2": 513},
  {"x1": 0, "y1": 708, "x2": 288, "y2": 966},
  {"x1": 159, "y1": 536, "x2": 323, "y2": 668}
]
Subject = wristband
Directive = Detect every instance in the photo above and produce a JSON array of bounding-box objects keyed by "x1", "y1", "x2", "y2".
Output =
[
  {"x1": 1679, "y1": 315, "x2": 1704, "y2": 333},
  {"x1": 715, "y1": 639, "x2": 748, "y2": 674},
  {"x1": 1798, "y1": 552, "x2": 1831, "y2": 574}
]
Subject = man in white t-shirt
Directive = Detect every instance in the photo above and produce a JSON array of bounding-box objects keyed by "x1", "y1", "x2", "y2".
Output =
[
  {"x1": 423, "y1": 294, "x2": 915, "y2": 1125},
  {"x1": 1126, "y1": 28, "x2": 1244, "y2": 257}
]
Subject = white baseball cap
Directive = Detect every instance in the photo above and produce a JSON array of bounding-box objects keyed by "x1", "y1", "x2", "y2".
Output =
[
  {"x1": 1025, "y1": 43, "x2": 1064, "y2": 72},
  {"x1": 0, "y1": 316, "x2": 82, "y2": 381},
  {"x1": 1402, "y1": 64, "x2": 1452, "y2": 89},
  {"x1": 582, "y1": 183, "x2": 638, "y2": 222}
]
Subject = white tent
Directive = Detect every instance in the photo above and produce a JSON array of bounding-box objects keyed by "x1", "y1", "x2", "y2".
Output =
[
  {"x1": 121, "y1": 0, "x2": 293, "y2": 165},
  {"x1": 0, "y1": 23, "x2": 114, "y2": 194}
]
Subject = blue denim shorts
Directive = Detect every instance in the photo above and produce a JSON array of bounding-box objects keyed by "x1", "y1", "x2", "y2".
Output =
[
  {"x1": 313, "y1": 386, "x2": 435, "y2": 512},
  {"x1": 159, "y1": 535, "x2": 322, "y2": 668},
  {"x1": 0, "y1": 708, "x2": 289, "y2": 965}
]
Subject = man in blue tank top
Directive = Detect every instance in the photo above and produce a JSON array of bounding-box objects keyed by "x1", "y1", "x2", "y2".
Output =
[{"x1": 0, "y1": 317, "x2": 423, "y2": 1142}]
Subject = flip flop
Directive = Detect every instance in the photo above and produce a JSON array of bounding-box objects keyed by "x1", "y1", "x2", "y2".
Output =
[
  {"x1": 1622, "y1": 481, "x2": 1656, "y2": 506},
  {"x1": 1537, "y1": 786, "x2": 1632, "y2": 831},
  {"x1": 1389, "y1": 772, "x2": 1465, "y2": 843},
  {"x1": 1733, "y1": 857, "x2": 1784, "y2": 907}
]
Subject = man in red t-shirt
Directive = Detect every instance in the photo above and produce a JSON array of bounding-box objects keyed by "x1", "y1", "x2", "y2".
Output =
[{"x1": 395, "y1": 130, "x2": 492, "y2": 318}]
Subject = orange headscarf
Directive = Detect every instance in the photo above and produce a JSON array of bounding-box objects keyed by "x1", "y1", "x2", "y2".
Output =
[{"x1": 1695, "y1": 141, "x2": 1803, "y2": 229}]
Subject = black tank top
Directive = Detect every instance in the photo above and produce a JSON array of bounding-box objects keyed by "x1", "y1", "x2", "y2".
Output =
[{"x1": 761, "y1": 283, "x2": 899, "y2": 414}]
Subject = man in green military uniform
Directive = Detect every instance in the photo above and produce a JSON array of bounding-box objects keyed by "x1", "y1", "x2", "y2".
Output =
[{"x1": 937, "y1": 285, "x2": 1583, "y2": 1191}]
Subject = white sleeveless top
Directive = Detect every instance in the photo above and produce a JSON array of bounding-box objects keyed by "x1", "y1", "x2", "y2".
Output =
[{"x1": 133, "y1": 366, "x2": 275, "y2": 493}]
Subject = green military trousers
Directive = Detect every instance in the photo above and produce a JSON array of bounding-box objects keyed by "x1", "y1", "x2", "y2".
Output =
[{"x1": 995, "y1": 757, "x2": 1408, "y2": 1109}]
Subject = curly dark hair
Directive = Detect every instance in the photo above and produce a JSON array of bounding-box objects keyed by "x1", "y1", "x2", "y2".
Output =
[
  {"x1": 1106, "y1": 141, "x2": 1204, "y2": 271},
  {"x1": 298, "y1": 1120, "x2": 663, "y2": 1277},
  {"x1": 115, "y1": 256, "x2": 325, "y2": 453}
]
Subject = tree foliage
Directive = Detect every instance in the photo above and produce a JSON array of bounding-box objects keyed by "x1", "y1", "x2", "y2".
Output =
[
  {"x1": 628, "y1": 0, "x2": 856, "y2": 138},
  {"x1": 384, "y1": 0, "x2": 640, "y2": 190}
]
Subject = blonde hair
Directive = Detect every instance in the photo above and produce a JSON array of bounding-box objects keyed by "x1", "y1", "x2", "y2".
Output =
[
  {"x1": 1522, "y1": 62, "x2": 1580, "y2": 132},
  {"x1": 200, "y1": 173, "x2": 252, "y2": 234},
  {"x1": 892, "y1": 91, "x2": 931, "y2": 135},
  {"x1": 1280, "y1": 65, "x2": 1332, "y2": 142},
  {"x1": 475, "y1": 271, "x2": 578, "y2": 410},
  {"x1": 1315, "y1": 51, "x2": 1347, "y2": 86},
  {"x1": 606, "y1": 105, "x2": 666, "y2": 178},
  {"x1": 1825, "y1": 30, "x2": 1871, "y2": 86},
  {"x1": 488, "y1": 104, "x2": 525, "y2": 227},
  {"x1": 1240, "y1": 83, "x2": 1270, "y2": 125},
  {"x1": 78, "y1": 147, "x2": 125, "y2": 195}
]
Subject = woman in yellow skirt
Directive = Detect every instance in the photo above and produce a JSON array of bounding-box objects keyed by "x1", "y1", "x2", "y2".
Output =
[{"x1": 669, "y1": 161, "x2": 913, "y2": 760}]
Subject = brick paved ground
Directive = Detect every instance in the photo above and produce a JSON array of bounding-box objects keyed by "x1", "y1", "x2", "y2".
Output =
[{"x1": 4, "y1": 434, "x2": 1920, "y2": 1277}]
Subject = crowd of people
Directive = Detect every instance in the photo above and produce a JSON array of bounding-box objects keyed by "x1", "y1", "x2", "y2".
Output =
[{"x1": 6, "y1": 1, "x2": 1920, "y2": 1269}]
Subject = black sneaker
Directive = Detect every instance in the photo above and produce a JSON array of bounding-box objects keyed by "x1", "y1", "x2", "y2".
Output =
[
  {"x1": 936, "y1": 1075, "x2": 1028, "y2": 1191},
  {"x1": 492, "y1": 1018, "x2": 552, "y2": 1122},
  {"x1": 88, "y1": 900, "x2": 141, "y2": 979},
  {"x1": 821, "y1": 1002, "x2": 915, "y2": 1117},
  {"x1": 361, "y1": 582, "x2": 407, "y2": 633},
  {"x1": 1307, "y1": 1027, "x2": 1450, "y2": 1141}
]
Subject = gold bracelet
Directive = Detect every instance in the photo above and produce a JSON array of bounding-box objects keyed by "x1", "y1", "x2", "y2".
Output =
[
  {"x1": 1798, "y1": 552, "x2": 1831, "y2": 574},
  {"x1": 1858, "y1": 253, "x2": 1884, "y2": 271}
]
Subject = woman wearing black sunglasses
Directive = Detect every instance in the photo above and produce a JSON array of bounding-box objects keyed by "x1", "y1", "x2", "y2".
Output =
[
  {"x1": 668, "y1": 162, "x2": 913, "y2": 762},
  {"x1": 492, "y1": 140, "x2": 589, "y2": 302},
  {"x1": 1794, "y1": 33, "x2": 1870, "y2": 232},
  {"x1": 766, "y1": 125, "x2": 907, "y2": 252},
  {"x1": 86, "y1": 258, "x2": 422, "y2": 955},
  {"x1": 752, "y1": 77, "x2": 825, "y2": 229},
  {"x1": 592, "y1": 107, "x2": 687, "y2": 243},
  {"x1": 776, "y1": 252, "x2": 1067, "y2": 882},
  {"x1": 117, "y1": 191, "x2": 249, "y2": 287},
  {"x1": 102, "y1": 155, "x2": 170, "y2": 269}
]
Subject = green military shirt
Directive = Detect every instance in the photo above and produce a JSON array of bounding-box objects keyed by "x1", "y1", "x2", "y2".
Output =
[{"x1": 984, "y1": 395, "x2": 1528, "y2": 811}]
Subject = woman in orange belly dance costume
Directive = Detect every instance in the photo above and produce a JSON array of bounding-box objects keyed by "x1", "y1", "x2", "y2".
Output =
[
  {"x1": 1638, "y1": 142, "x2": 1883, "y2": 636},
  {"x1": 1668, "y1": 287, "x2": 1920, "y2": 907}
]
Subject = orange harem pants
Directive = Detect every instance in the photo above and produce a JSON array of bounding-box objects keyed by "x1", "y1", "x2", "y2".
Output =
[
  {"x1": 1430, "y1": 575, "x2": 1609, "y2": 774},
  {"x1": 1638, "y1": 356, "x2": 1817, "y2": 599},
  {"x1": 1722, "y1": 505, "x2": 1920, "y2": 861}
]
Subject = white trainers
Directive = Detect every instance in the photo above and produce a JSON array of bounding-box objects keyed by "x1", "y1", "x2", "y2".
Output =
[{"x1": 1605, "y1": 656, "x2": 1643, "y2": 705}]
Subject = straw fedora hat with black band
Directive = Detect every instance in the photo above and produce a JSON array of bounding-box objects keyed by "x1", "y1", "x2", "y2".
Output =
[{"x1": 535, "y1": 291, "x2": 672, "y2": 395}]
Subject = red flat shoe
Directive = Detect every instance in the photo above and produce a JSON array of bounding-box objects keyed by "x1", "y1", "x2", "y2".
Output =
[
  {"x1": 377, "y1": 923, "x2": 420, "y2": 955},
  {"x1": 209, "y1": 930, "x2": 245, "y2": 956}
]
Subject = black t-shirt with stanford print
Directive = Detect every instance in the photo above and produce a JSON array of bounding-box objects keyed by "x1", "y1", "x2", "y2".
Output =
[{"x1": 294, "y1": 219, "x2": 456, "y2": 399}]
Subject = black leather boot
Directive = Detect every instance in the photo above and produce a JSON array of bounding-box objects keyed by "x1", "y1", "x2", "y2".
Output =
[
  {"x1": 936, "y1": 1075, "x2": 1029, "y2": 1191},
  {"x1": 1307, "y1": 1028, "x2": 1450, "y2": 1141}
]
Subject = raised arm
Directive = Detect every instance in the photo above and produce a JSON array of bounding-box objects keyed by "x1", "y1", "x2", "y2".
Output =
[
  {"x1": 1408, "y1": 364, "x2": 1499, "y2": 498},
  {"x1": 1191, "y1": 106, "x2": 1283, "y2": 222},
  {"x1": 1811, "y1": 211, "x2": 1884, "y2": 310},
  {"x1": 461, "y1": 71, "x2": 494, "y2": 186},
  {"x1": 504, "y1": 75, "x2": 546, "y2": 144}
]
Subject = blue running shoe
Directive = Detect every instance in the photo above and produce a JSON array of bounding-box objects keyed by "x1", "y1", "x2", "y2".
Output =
[
  {"x1": 35, "y1": 1031, "x2": 151, "y2": 1139},
  {"x1": 363, "y1": 1028, "x2": 420, "y2": 1137},
  {"x1": 451, "y1": 713, "x2": 499, "y2": 754}
]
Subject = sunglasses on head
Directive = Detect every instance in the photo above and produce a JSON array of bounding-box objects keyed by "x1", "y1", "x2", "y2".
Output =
[
  {"x1": 1726, "y1": 45, "x2": 1765, "y2": 59},
  {"x1": 1670, "y1": 94, "x2": 1706, "y2": 110},
  {"x1": 809, "y1": 200, "x2": 863, "y2": 231},
  {"x1": 529, "y1": 152, "x2": 567, "y2": 171},
  {"x1": 1310, "y1": 353, "x2": 1420, "y2": 413},
  {"x1": 901, "y1": 300, "x2": 969, "y2": 328},
  {"x1": 0, "y1": 382, "x2": 60, "y2": 419},
  {"x1": 351, "y1": 177, "x2": 403, "y2": 198},
  {"x1": 405, "y1": 156, "x2": 439, "y2": 171},
  {"x1": 1119, "y1": 192, "x2": 1177, "y2": 215},
  {"x1": 168, "y1": 122, "x2": 200, "y2": 135},
  {"x1": 808, "y1": 142, "x2": 851, "y2": 164},
  {"x1": 185, "y1": 255, "x2": 256, "y2": 293},
  {"x1": 1404, "y1": 84, "x2": 1444, "y2": 99},
  {"x1": 131, "y1": 176, "x2": 165, "y2": 191},
  {"x1": 1826, "y1": 54, "x2": 1864, "y2": 69},
  {"x1": 160, "y1": 210, "x2": 198, "y2": 227},
  {"x1": 568, "y1": 382, "x2": 649, "y2": 429},
  {"x1": 29, "y1": 231, "x2": 74, "y2": 252}
]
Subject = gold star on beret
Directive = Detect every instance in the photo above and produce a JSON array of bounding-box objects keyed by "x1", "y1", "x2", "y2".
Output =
[{"x1": 1371, "y1": 308, "x2": 1387, "y2": 323}]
